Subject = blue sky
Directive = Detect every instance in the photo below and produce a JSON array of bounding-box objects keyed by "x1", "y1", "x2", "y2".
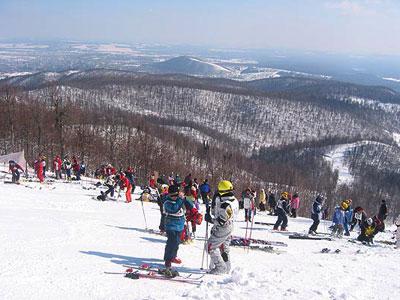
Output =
[{"x1": 0, "y1": 0, "x2": 399, "y2": 55}]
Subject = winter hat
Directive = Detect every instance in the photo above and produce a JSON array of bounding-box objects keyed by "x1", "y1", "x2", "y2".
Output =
[{"x1": 168, "y1": 185, "x2": 179, "y2": 196}]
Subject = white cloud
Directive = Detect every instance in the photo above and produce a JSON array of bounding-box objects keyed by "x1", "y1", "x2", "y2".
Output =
[{"x1": 325, "y1": 0, "x2": 387, "y2": 16}]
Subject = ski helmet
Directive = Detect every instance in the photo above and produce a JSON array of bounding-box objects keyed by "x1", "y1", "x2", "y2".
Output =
[
  {"x1": 340, "y1": 201, "x2": 349, "y2": 210},
  {"x1": 218, "y1": 180, "x2": 233, "y2": 195},
  {"x1": 281, "y1": 192, "x2": 289, "y2": 199},
  {"x1": 367, "y1": 218, "x2": 373, "y2": 226}
]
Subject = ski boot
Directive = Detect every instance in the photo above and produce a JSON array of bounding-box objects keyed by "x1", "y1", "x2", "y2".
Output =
[
  {"x1": 171, "y1": 257, "x2": 182, "y2": 264},
  {"x1": 158, "y1": 268, "x2": 179, "y2": 278}
]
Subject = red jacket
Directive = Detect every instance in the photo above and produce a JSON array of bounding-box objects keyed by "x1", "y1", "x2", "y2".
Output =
[
  {"x1": 119, "y1": 176, "x2": 131, "y2": 189},
  {"x1": 53, "y1": 157, "x2": 62, "y2": 171}
]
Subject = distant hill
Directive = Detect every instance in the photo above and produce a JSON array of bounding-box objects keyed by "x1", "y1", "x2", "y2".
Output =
[{"x1": 140, "y1": 56, "x2": 233, "y2": 77}]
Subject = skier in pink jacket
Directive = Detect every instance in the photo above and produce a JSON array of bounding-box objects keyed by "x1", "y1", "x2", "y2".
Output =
[{"x1": 290, "y1": 193, "x2": 300, "y2": 218}]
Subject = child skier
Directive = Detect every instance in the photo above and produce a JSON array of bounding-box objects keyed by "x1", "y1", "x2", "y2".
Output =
[
  {"x1": 331, "y1": 201, "x2": 347, "y2": 238},
  {"x1": 243, "y1": 188, "x2": 255, "y2": 222},
  {"x1": 290, "y1": 193, "x2": 300, "y2": 218},
  {"x1": 350, "y1": 206, "x2": 367, "y2": 231},
  {"x1": 309, "y1": 195, "x2": 324, "y2": 235},
  {"x1": 205, "y1": 180, "x2": 239, "y2": 274},
  {"x1": 162, "y1": 185, "x2": 199, "y2": 277},
  {"x1": 8, "y1": 160, "x2": 24, "y2": 184},
  {"x1": 273, "y1": 192, "x2": 290, "y2": 231}
]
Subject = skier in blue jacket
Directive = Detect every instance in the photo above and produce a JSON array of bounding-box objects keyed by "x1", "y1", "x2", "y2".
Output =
[
  {"x1": 162, "y1": 184, "x2": 196, "y2": 277},
  {"x1": 331, "y1": 201, "x2": 347, "y2": 238}
]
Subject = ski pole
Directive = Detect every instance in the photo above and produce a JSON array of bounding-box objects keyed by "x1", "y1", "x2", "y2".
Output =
[
  {"x1": 248, "y1": 202, "x2": 256, "y2": 252},
  {"x1": 140, "y1": 196, "x2": 148, "y2": 230},
  {"x1": 201, "y1": 206, "x2": 210, "y2": 270}
]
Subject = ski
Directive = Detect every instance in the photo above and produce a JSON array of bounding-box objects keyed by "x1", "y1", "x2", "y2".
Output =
[
  {"x1": 230, "y1": 243, "x2": 285, "y2": 254},
  {"x1": 254, "y1": 221, "x2": 275, "y2": 226},
  {"x1": 105, "y1": 269, "x2": 201, "y2": 285},
  {"x1": 122, "y1": 264, "x2": 206, "y2": 280},
  {"x1": 289, "y1": 234, "x2": 332, "y2": 241},
  {"x1": 231, "y1": 236, "x2": 288, "y2": 247}
]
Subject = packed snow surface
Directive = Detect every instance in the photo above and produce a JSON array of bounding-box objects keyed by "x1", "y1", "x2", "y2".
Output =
[{"x1": 0, "y1": 174, "x2": 399, "y2": 299}]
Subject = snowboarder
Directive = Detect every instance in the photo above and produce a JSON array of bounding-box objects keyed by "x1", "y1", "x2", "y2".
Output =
[
  {"x1": 309, "y1": 195, "x2": 324, "y2": 235},
  {"x1": 205, "y1": 180, "x2": 239, "y2": 274},
  {"x1": 273, "y1": 192, "x2": 290, "y2": 231},
  {"x1": 162, "y1": 184, "x2": 198, "y2": 277},
  {"x1": 290, "y1": 193, "x2": 300, "y2": 218},
  {"x1": 331, "y1": 201, "x2": 347, "y2": 238},
  {"x1": 8, "y1": 160, "x2": 24, "y2": 183}
]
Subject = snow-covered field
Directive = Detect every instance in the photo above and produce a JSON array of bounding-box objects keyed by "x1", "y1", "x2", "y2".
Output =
[{"x1": 0, "y1": 175, "x2": 399, "y2": 300}]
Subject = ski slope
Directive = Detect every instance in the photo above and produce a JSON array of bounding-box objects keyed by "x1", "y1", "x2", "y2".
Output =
[{"x1": 0, "y1": 176, "x2": 399, "y2": 300}]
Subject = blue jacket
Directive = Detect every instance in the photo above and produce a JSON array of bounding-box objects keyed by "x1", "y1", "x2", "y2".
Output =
[
  {"x1": 164, "y1": 196, "x2": 194, "y2": 232},
  {"x1": 199, "y1": 183, "x2": 211, "y2": 194},
  {"x1": 332, "y1": 206, "x2": 345, "y2": 225},
  {"x1": 345, "y1": 208, "x2": 353, "y2": 224}
]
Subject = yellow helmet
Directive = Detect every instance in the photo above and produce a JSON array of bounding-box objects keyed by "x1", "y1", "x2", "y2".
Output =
[
  {"x1": 341, "y1": 201, "x2": 349, "y2": 210},
  {"x1": 218, "y1": 180, "x2": 233, "y2": 195},
  {"x1": 281, "y1": 192, "x2": 289, "y2": 199}
]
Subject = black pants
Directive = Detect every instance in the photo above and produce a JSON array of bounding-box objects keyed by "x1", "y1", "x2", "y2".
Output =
[
  {"x1": 291, "y1": 208, "x2": 297, "y2": 218},
  {"x1": 12, "y1": 170, "x2": 20, "y2": 183},
  {"x1": 309, "y1": 214, "x2": 320, "y2": 232},
  {"x1": 164, "y1": 230, "x2": 181, "y2": 267},
  {"x1": 159, "y1": 214, "x2": 166, "y2": 231},
  {"x1": 274, "y1": 210, "x2": 288, "y2": 230},
  {"x1": 201, "y1": 193, "x2": 209, "y2": 209}
]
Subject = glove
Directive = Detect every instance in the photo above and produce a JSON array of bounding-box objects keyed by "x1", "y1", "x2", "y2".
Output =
[{"x1": 205, "y1": 213, "x2": 213, "y2": 224}]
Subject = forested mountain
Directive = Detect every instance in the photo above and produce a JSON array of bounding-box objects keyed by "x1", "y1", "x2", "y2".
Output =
[{"x1": 1, "y1": 69, "x2": 399, "y2": 216}]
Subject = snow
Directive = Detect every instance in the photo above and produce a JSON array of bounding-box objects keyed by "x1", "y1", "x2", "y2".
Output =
[
  {"x1": 382, "y1": 77, "x2": 400, "y2": 83},
  {"x1": 0, "y1": 171, "x2": 399, "y2": 299},
  {"x1": 393, "y1": 133, "x2": 400, "y2": 147}
]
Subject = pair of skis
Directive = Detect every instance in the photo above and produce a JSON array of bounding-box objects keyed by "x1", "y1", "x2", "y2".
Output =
[{"x1": 105, "y1": 264, "x2": 205, "y2": 285}]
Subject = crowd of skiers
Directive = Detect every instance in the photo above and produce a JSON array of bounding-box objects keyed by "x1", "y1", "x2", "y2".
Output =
[
  {"x1": 6, "y1": 159, "x2": 400, "y2": 276},
  {"x1": 308, "y1": 195, "x2": 389, "y2": 244}
]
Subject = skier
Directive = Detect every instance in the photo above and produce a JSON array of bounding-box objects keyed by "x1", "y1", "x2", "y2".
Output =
[
  {"x1": 350, "y1": 206, "x2": 367, "y2": 231},
  {"x1": 53, "y1": 155, "x2": 62, "y2": 179},
  {"x1": 63, "y1": 156, "x2": 72, "y2": 180},
  {"x1": 268, "y1": 191, "x2": 277, "y2": 215},
  {"x1": 8, "y1": 160, "x2": 24, "y2": 184},
  {"x1": 331, "y1": 201, "x2": 347, "y2": 238},
  {"x1": 309, "y1": 195, "x2": 324, "y2": 235},
  {"x1": 273, "y1": 192, "x2": 290, "y2": 231},
  {"x1": 157, "y1": 184, "x2": 169, "y2": 232},
  {"x1": 125, "y1": 166, "x2": 135, "y2": 193},
  {"x1": 205, "y1": 180, "x2": 239, "y2": 274},
  {"x1": 357, "y1": 216, "x2": 383, "y2": 244},
  {"x1": 72, "y1": 156, "x2": 81, "y2": 181},
  {"x1": 343, "y1": 199, "x2": 353, "y2": 236},
  {"x1": 162, "y1": 184, "x2": 198, "y2": 277},
  {"x1": 117, "y1": 173, "x2": 132, "y2": 203},
  {"x1": 259, "y1": 189, "x2": 267, "y2": 211},
  {"x1": 243, "y1": 188, "x2": 255, "y2": 222},
  {"x1": 290, "y1": 193, "x2": 300, "y2": 218},
  {"x1": 377, "y1": 200, "x2": 388, "y2": 231},
  {"x1": 199, "y1": 179, "x2": 211, "y2": 209},
  {"x1": 36, "y1": 156, "x2": 44, "y2": 183},
  {"x1": 80, "y1": 161, "x2": 86, "y2": 176},
  {"x1": 41, "y1": 156, "x2": 47, "y2": 177},
  {"x1": 97, "y1": 174, "x2": 116, "y2": 201},
  {"x1": 149, "y1": 174, "x2": 156, "y2": 189}
]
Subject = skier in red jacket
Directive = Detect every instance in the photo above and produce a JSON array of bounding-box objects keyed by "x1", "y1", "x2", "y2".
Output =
[{"x1": 117, "y1": 173, "x2": 132, "y2": 203}]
